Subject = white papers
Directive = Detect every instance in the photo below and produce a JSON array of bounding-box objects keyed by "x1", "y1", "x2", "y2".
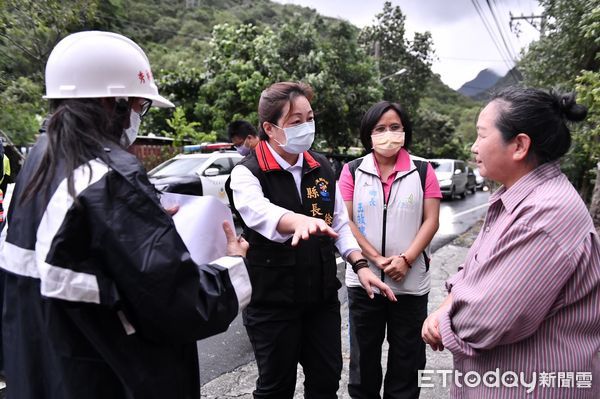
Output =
[{"x1": 160, "y1": 192, "x2": 234, "y2": 265}]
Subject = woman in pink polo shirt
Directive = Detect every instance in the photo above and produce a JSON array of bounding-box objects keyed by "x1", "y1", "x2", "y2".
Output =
[{"x1": 339, "y1": 100, "x2": 442, "y2": 398}]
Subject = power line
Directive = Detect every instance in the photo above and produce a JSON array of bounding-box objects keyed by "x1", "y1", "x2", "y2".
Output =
[
  {"x1": 490, "y1": 0, "x2": 520, "y2": 59},
  {"x1": 509, "y1": 13, "x2": 546, "y2": 35},
  {"x1": 481, "y1": 0, "x2": 518, "y2": 64},
  {"x1": 471, "y1": 0, "x2": 511, "y2": 64},
  {"x1": 470, "y1": 0, "x2": 512, "y2": 65},
  {"x1": 486, "y1": 0, "x2": 522, "y2": 83},
  {"x1": 470, "y1": 0, "x2": 517, "y2": 80},
  {"x1": 487, "y1": 0, "x2": 519, "y2": 61}
]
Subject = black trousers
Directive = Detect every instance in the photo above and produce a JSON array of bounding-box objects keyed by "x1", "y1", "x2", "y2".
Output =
[
  {"x1": 243, "y1": 301, "x2": 342, "y2": 399},
  {"x1": 347, "y1": 287, "x2": 428, "y2": 399}
]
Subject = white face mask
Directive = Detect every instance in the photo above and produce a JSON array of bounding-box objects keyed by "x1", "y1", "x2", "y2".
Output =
[
  {"x1": 372, "y1": 131, "x2": 405, "y2": 157},
  {"x1": 121, "y1": 111, "x2": 141, "y2": 147},
  {"x1": 273, "y1": 120, "x2": 315, "y2": 154}
]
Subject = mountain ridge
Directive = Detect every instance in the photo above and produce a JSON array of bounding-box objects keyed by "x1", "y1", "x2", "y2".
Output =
[{"x1": 457, "y1": 68, "x2": 502, "y2": 97}]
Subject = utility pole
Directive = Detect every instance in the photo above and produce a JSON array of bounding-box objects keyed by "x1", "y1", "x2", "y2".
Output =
[
  {"x1": 374, "y1": 40, "x2": 380, "y2": 60},
  {"x1": 509, "y1": 12, "x2": 546, "y2": 37}
]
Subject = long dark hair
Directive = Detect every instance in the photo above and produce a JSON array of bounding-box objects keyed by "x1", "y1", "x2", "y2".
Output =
[{"x1": 21, "y1": 98, "x2": 129, "y2": 203}]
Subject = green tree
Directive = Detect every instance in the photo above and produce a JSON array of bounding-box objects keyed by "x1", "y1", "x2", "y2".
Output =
[
  {"x1": 275, "y1": 19, "x2": 382, "y2": 150},
  {"x1": 519, "y1": 0, "x2": 599, "y2": 89},
  {"x1": 575, "y1": 71, "x2": 600, "y2": 223},
  {"x1": 0, "y1": 0, "x2": 444, "y2": 158},
  {"x1": 193, "y1": 21, "x2": 382, "y2": 149},
  {"x1": 193, "y1": 23, "x2": 273, "y2": 137},
  {"x1": 518, "y1": 0, "x2": 600, "y2": 205},
  {"x1": 415, "y1": 74, "x2": 482, "y2": 160},
  {"x1": 0, "y1": 0, "x2": 105, "y2": 87},
  {"x1": 141, "y1": 67, "x2": 206, "y2": 138},
  {"x1": 453, "y1": 106, "x2": 481, "y2": 150},
  {"x1": 162, "y1": 106, "x2": 216, "y2": 147},
  {"x1": 0, "y1": 0, "x2": 118, "y2": 144},
  {"x1": 358, "y1": 1, "x2": 435, "y2": 114},
  {"x1": 411, "y1": 109, "x2": 469, "y2": 160},
  {"x1": 0, "y1": 76, "x2": 44, "y2": 145}
]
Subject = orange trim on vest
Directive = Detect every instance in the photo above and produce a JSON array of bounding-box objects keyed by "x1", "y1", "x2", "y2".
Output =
[
  {"x1": 303, "y1": 150, "x2": 321, "y2": 170},
  {"x1": 256, "y1": 141, "x2": 282, "y2": 172}
]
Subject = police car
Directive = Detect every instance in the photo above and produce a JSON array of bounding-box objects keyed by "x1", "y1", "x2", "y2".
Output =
[{"x1": 148, "y1": 149, "x2": 242, "y2": 205}]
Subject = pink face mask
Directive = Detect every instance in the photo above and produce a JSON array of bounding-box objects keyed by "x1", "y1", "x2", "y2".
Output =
[{"x1": 371, "y1": 131, "x2": 405, "y2": 157}]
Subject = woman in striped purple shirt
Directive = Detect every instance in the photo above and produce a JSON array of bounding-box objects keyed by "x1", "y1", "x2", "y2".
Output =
[{"x1": 422, "y1": 87, "x2": 600, "y2": 399}]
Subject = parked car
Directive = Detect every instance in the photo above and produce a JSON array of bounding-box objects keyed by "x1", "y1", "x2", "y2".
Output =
[
  {"x1": 148, "y1": 151, "x2": 243, "y2": 205},
  {"x1": 429, "y1": 158, "x2": 469, "y2": 199},
  {"x1": 466, "y1": 166, "x2": 477, "y2": 194},
  {"x1": 473, "y1": 167, "x2": 485, "y2": 190}
]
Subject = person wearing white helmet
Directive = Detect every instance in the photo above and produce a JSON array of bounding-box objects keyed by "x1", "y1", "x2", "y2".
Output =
[{"x1": 0, "y1": 31, "x2": 251, "y2": 399}]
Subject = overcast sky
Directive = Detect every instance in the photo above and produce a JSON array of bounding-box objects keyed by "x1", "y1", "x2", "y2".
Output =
[{"x1": 273, "y1": 0, "x2": 542, "y2": 89}]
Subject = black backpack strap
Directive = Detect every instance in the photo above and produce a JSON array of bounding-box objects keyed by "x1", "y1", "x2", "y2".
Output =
[
  {"x1": 412, "y1": 159, "x2": 428, "y2": 194},
  {"x1": 347, "y1": 157, "x2": 363, "y2": 182},
  {"x1": 412, "y1": 159, "x2": 431, "y2": 271}
]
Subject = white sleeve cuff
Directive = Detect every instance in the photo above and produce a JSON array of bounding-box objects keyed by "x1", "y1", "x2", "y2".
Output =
[
  {"x1": 341, "y1": 247, "x2": 361, "y2": 261},
  {"x1": 269, "y1": 211, "x2": 294, "y2": 243},
  {"x1": 212, "y1": 256, "x2": 252, "y2": 311},
  {"x1": 335, "y1": 235, "x2": 361, "y2": 260}
]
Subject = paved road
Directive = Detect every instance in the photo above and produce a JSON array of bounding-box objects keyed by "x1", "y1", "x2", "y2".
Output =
[
  {"x1": 197, "y1": 190, "x2": 491, "y2": 384},
  {"x1": 199, "y1": 229, "x2": 480, "y2": 398},
  {"x1": 431, "y1": 190, "x2": 490, "y2": 251}
]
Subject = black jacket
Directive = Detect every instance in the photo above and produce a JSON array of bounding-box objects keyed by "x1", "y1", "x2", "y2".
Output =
[
  {"x1": 228, "y1": 141, "x2": 339, "y2": 306},
  {"x1": 0, "y1": 135, "x2": 244, "y2": 399}
]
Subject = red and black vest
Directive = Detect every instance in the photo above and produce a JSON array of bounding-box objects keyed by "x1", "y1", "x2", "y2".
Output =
[{"x1": 228, "y1": 141, "x2": 340, "y2": 306}]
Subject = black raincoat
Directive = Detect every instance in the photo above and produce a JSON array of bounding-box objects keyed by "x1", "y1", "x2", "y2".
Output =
[{"x1": 0, "y1": 135, "x2": 246, "y2": 399}]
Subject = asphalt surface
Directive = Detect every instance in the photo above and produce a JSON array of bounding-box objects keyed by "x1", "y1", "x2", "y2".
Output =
[
  {"x1": 200, "y1": 220, "x2": 484, "y2": 398},
  {"x1": 197, "y1": 191, "x2": 490, "y2": 384}
]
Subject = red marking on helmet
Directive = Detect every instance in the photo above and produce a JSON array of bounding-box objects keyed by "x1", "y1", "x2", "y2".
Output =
[{"x1": 138, "y1": 71, "x2": 146, "y2": 84}]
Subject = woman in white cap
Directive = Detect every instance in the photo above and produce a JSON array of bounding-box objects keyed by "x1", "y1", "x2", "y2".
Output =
[{"x1": 0, "y1": 31, "x2": 251, "y2": 399}]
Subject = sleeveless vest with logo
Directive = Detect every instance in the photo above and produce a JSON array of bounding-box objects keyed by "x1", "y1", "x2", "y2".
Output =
[{"x1": 228, "y1": 141, "x2": 339, "y2": 306}]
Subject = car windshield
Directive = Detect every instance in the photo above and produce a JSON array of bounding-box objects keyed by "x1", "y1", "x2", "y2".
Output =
[
  {"x1": 149, "y1": 158, "x2": 207, "y2": 178},
  {"x1": 432, "y1": 160, "x2": 452, "y2": 173}
]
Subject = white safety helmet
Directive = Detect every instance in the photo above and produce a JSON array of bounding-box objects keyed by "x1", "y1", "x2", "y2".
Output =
[{"x1": 44, "y1": 31, "x2": 174, "y2": 108}]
